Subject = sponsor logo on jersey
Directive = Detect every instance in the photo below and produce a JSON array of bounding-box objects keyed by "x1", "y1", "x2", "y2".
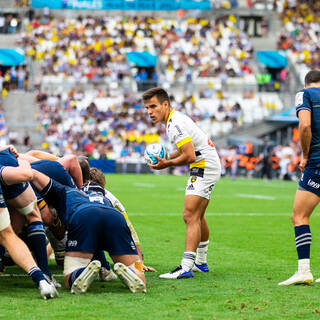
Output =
[{"x1": 174, "y1": 125, "x2": 183, "y2": 137}]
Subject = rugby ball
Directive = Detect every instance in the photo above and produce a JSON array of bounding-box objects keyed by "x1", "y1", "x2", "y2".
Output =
[{"x1": 144, "y1": 143, "x2": 167, "y2": 165}]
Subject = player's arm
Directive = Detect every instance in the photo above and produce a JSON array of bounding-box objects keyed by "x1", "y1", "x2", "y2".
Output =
[
  {"x1": 150, "y1": 141, "x2": 196, "y2": 170},
  {"x1": 169, "y1": 150, "x2": 181, "y2": 160},
  {"x1": 58, "y1": 155, "x2": 83, "y2": 188},
  {"x1": 298, "y1": 109, "x2": 311, "y2": 172},
  {"x1": 1, "y1": 159, "x2": 33, "y2": 185},
  {"x1": 25, "y1": 149, "x2": 59, "y2": 161},
  {"x1": 296, "y1": 90, "x2": 312, "y2": 172}
]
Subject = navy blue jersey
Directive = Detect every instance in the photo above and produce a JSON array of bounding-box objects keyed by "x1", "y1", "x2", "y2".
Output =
[
  {"x1": 0, "y1": 184, "x2": 6, "y2": 208},
  {"x1": 0, "y1": 148, "x2": 29, "y2": 199},
  {"x1": 40, "y1": 179, "x2": 113, "y2": 226},
  {"x1": 296, "y1": 87, "x2": 320, "y2": 167},
  {"x1": 31, "y1": 160, "x2": 76, "y2": 188}
]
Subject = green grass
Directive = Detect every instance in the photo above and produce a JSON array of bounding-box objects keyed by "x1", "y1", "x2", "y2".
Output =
[{"x1": 2, "y1": 175, "x2": 320, "y2": 320}]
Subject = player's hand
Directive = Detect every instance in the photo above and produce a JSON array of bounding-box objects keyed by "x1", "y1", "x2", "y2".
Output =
[
  {"x1": 149, "y1": 155, "x2": 169, "y2": 170},
  {"x1": 298, "y1": 157, "x2": 308, "y2": 172},
  {"x1": 143, "y1": 264, "x2": 157, "y2": 272},
  {"x1": 8, "y1": 145, "x2": 19, "y2": 158},
  {"x1": 208, "y1": 138, "x2": 214, "y2": 147}
]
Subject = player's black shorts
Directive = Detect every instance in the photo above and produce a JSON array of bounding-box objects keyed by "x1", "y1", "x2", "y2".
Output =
[
  {"x1": 299, "y1": 167, "x2": 320, "y2": 197},
  {"x1": 66, "y1": 206, "x2": 138, "y2": 256}
]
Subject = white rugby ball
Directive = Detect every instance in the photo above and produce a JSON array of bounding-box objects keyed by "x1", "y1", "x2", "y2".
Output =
[{"x1": 144, "y1": 143, "x2": 167, "y2": 165}]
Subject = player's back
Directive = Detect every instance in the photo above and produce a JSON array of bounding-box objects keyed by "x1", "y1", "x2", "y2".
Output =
[
  {"x1": 31, "y1": 160, "x2": 76, "y2": 188},
  {"x1": 296, "y1": 87, "x2": 320, "y2": 167}
]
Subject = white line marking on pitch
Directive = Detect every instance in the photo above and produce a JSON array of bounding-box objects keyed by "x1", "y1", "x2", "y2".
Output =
[
  {"x1": 133, "y1": 183, "x2": 155, "y2": 188},
  {"x1": 129, "y1": 212, "x2": 291, "y2": 216},
  {"x1": 0, "y1": 273, "x2": 64, "y2": 277},
  {"x1": 235, "y1": 193, "x2": 275, "y2": 200}
]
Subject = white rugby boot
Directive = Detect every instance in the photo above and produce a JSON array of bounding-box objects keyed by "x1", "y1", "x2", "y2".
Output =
[
  {"x1": 159, "y1": 265, "x2": 194, "y2": 279},
  {"x1": 278, "y1": 271, "x2": 313, "y2": 286},
  {"x1": 99, "y1": 267, "x2": 118, "y2": 282},
  {"x1": 71, "y1": 260, "x2": 101, "y2": 294},
  {"x1": 39, "y1": 279, "x2": 59, "y2": 300},
  {"x1": 114, "y1": 262, "x2": 146, "y2": 293}
]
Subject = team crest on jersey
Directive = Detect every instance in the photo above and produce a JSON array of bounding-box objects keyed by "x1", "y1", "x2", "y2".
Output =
[{"x1": 191, "y1": 176, "x2": 197, "y2": 183}]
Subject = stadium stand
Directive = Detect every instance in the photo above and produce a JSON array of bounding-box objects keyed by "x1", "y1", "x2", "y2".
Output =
[
  {"x1": 0, "y1": 0, "x2": 308, "y2": 179},
  {"x1": 277, "y1": 0, "x2": 320, "y2": 83}
]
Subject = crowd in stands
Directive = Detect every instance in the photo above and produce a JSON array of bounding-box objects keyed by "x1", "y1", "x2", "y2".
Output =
[
  {"x1": 18, "y1": 14, "x2": 254, "y2": 87},
  {"x1": 0, "y1": 13, "x2": 22, "y2": 34},
  {"x1": 34, "y1": 86, "x2": 283, "y2": 161},
  {"x1": 0, "y1": 66, "x2": 29, "y2": 96},
  {"x1": 277, "y1": 0, "x2": 320, "y2": 78}
]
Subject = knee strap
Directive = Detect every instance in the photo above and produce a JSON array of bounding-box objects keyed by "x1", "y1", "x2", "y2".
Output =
[
  {"x1": 17, "y1": 201, "x2": 36, "y2": 216},
  {"x1": 0, "y1": 208, "x2": 10, "y2": 231},
  {"x1": 63, "y1": 255, "x2": 91, "y2": 276}
]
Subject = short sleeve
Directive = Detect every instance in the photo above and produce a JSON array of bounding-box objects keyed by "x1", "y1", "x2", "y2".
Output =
[
  {"x1": 296, "y1": 90, "x2": 311, "y2": 117},
  {"x1": 170, "y1": 122, "x2": 192, "y2": 149}
]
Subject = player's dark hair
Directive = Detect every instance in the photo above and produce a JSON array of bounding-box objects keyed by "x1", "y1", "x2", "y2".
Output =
[
  {"x1": 305, "y1": 70, "x2": 320, "y2": 85},
  {"x1": 89, "y1": 167, "x2": 106, "y2": 188},
  {"x1": 142, "y1": 87, "x2": 170, "y2": 105},
  {"x1": 77, "y1": 156, "x2": 90, "y2": 184}
]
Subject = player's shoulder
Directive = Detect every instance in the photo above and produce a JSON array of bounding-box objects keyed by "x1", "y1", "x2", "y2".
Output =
[{"x1": 295, "y1": 89, "x2": 310, "y2": 108}]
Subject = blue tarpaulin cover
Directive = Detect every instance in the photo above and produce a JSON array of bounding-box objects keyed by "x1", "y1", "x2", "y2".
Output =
[
  {"x1": 269, "y1": 106, "x2": 298, "y2": 123},
  {"x1": 0, "y1": 49, "x2": 25, "y2": 66},
  {"x1": 126, "y1": 52, "x2": 156, "y2": 67},
  {"x1": 256, "y1": 51, "x2": 287, "y2": 68}
]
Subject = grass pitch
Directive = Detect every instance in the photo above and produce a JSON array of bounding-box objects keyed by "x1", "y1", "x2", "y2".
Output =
[{"x1": 2, "y1": 175, "x2": 320, "y2": 320}]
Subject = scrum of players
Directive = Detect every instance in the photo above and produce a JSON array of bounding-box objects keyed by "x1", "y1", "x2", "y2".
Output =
[{"x1": 0, "y1": 145, "x2": 154, "y2": 299}]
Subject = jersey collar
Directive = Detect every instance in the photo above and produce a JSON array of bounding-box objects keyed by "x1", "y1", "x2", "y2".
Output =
[{"x1": 166, "y1": 109, "x2": 175, "y2": 123}]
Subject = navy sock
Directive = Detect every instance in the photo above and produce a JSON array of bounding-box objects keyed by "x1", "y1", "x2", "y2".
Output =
[
  {"x1": 28, "y1": 266, "x2": 46, "y2": 287},
  {"x1": 0, "y1": 244, "x2": 5, "y2": 261},
  {"x1": 93, "y1": 251, "x2": 110, "y2": 270},
  {"x1": 295, "y1": 225, "x2": 312, "y2": 259},
  {"x1": 27, "y1": 221, "x2": 51, "y2": 278},
  {"x1": 68, "y1": 268, "x2": 85, "y2": 288}
]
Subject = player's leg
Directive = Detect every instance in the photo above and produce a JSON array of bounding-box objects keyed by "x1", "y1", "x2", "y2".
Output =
[
  {"x1": 93, "y1": 251, "x2": 117, "y2": 282},
  {"x1": 63, "y1": 251, "x2": 101, "y2": 294},
  {"x1": 193, "y1": 216, "x2": 210, "y2": 272},
  {"x1": 7, "y1": 185, "x2": 52, "y2": 281},
  {"x1": 160, "y1": 194, "x2": 208, "y2": 279},
  {"x1": 99, "y1": 208, "x2": 146, "y2": 292},
  {"x1": 111, "y1": 254, "x2": 146, "y2": 293},
  {"x1": 0, "y1": 209, "x2": 57, "y2": 299},
  {"x1": 279, "y1": 189, "x2": 319, "y2": 286}
]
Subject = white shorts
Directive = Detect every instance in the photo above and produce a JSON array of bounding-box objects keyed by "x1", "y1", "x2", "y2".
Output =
[
  {"x1": 185, "y1": 150, "x2": 221, "y2": 200},
  {"x1": 0, "y1": 207, "x2": 11, "y2": 231}
]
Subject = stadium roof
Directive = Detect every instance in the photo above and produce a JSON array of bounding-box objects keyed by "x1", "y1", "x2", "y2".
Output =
[{"x1": 0, "y1": 48, "x2": 25, "y2": 66}]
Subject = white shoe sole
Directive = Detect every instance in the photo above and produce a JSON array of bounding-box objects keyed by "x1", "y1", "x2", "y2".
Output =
[
  {"x1": 114, "y1": 262, "x2": 146, "y2": 293},
  {"x1": 278, "y1": 273, "x2": 313, "y2": 286},
  {"x1": 71, "y1": 260, "x2": 101, "y2": 294}
]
